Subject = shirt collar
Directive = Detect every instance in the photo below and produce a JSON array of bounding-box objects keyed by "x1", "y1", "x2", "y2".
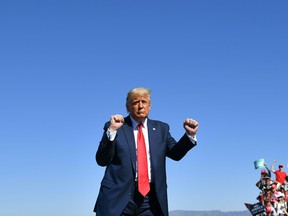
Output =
[{"x1": 129, "y1": 116, "x2": 147, "y2": 129}]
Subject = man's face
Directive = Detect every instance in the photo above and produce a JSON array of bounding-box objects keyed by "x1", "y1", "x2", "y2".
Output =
[{"x1": 127, "y1": 94, "x2": 151, "y2": 123}]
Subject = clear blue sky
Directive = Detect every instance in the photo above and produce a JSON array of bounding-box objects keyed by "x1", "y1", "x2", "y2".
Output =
[{"x1": 1, "y1": 0, "x2": 288, "y2": 215}]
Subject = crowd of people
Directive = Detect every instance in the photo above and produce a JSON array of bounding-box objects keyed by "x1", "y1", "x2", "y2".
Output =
[{"x1": 254, "y1": 160, "x2": 288, "y2": 216}]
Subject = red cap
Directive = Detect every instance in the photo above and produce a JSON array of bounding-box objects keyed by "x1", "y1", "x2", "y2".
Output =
[
  {"x1": 261, "y1": 169, "x2": 266, "y2": 174},
  {"x1": 279, "y1": 164, "x2": 284, "y2": 167}
]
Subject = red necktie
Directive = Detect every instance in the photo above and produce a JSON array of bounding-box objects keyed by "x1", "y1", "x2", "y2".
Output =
[{"x1": 137, "y1": 123, "x2": 150, "y2": 196}]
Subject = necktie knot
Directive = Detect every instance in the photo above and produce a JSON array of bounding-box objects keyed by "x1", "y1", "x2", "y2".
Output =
[{"x1": 138, "y1": 122, "x2": 143, "y2": 130}]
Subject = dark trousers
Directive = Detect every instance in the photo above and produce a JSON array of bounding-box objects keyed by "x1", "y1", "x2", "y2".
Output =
[{"x1": 121, "y1": 183, "x2": 163, "y2": 216}]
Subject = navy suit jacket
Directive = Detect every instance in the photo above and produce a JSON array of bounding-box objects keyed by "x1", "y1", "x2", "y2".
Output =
[{"x1": 94, "y1": 116, "x2": 197, "y2": 216}]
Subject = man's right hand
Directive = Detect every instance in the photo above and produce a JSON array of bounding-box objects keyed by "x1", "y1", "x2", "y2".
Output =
[{"x1": 109, "y1": 114, "x2": 124, "y2": 132}]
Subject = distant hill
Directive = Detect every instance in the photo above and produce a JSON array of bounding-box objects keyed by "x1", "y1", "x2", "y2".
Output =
[{"x1": 169, "y1": 210, "x2": 251, "y2": 216}]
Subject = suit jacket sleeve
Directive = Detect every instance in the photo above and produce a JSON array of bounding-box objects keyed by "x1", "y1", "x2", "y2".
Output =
[
  {"x1": 166, "y1": 130, "x2": 197, "y2": 161},
  {"x1": 96, "y1": 122, "x2": 116, "y2": 166}
]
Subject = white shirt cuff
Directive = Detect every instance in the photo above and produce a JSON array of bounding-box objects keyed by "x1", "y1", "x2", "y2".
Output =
[
  {"x1": 107, "y1": 129, "x2": 117, "y2": 141},
  {"x1": 187, "y1": 133, "x2": 197, "y2": 142}
]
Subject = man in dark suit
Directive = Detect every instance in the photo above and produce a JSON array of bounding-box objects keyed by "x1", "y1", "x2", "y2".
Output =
[{"x1": 93, "y1": 87, "x2": 199, "y2": 216}]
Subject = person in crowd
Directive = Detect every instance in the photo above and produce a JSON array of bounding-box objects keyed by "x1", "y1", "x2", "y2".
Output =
[
  {"x1": 270, "y1": 198, "x2": 278, "y2": 216},
  {"x1": 271, "y1": 161, "x2": 287, "y2": 184},
  {"x1": 283, "y1": 176, "x2": 288, "y2": 191},
  {"x1": 276, "y1": 195, "x2": 288, "y2": 216},
  {"x1": 270, "y1": 184, "x2": 281, "y2": 202},
  {"x1": 93, "y1": 87, "x2": 199, "y2": 216},
  {"x1": 265, "y1": 199, "x2": 277, "y2": 216},
  {"x1": 256, "y1": 165, "x2": 272, "y2": 190},
  {"x1": 257, "y1": 176, "x2": 279, "y2": 191}
]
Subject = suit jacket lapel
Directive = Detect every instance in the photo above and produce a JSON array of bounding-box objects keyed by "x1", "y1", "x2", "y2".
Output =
[
  {"x1": 123, "y1": 116, "x2": 137, "y2": 175},
  {"x1": 147, "y1": 119, "x2": 158, "y2": 181}
]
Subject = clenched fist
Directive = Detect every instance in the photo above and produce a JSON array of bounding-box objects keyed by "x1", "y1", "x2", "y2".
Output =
[
  {"x1": 183, "y1": 118, "x2": 199, "y2": 137},
  {"x1": 109, "y1": 114, "x2": 125, "y2": 132}
]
